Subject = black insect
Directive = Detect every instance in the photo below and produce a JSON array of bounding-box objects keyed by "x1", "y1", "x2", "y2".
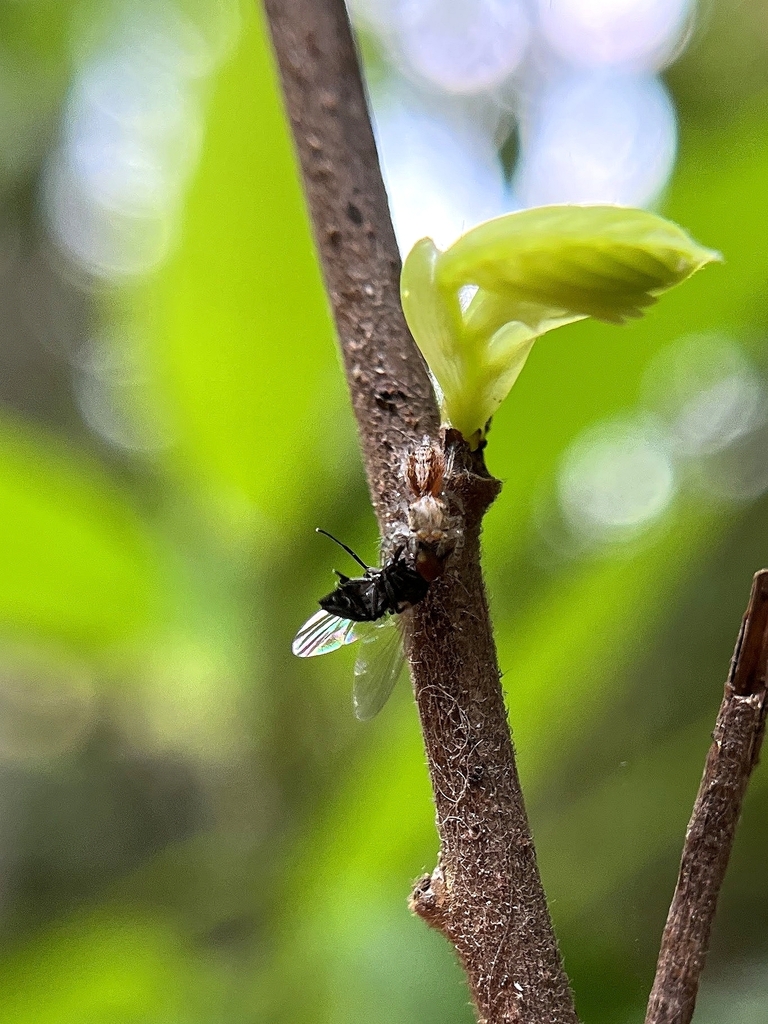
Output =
[
  {"x1": 317, "y1": 530, "x2": 429, "y2": 621},
  {"x1": 292, "y1": 530, "x2": 430, "y2": 720}
]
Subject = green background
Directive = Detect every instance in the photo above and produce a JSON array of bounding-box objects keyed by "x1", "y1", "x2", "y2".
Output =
[{"x1": 0, "y1": 1, "x2": 766, "y2": 1022}]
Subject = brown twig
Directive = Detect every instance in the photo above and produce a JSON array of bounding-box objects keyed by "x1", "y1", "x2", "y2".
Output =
[
  {"x1": 645, "y1": 569, "x2": 768, "y2": 1024},
  {"x1": 259, "y1": 0, "x2": 436, "y2": 536},
  {"x1": 260, "y1": 1, "x2": 579, "y2": 1021}
]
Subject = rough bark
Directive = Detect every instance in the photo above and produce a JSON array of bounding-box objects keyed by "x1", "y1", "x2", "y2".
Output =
[
  {"x1": 406, "y1": 458, "x2": 577, "y2": 1022},
  {"x1": 644, "y1": 570, "x2": 768, "y2": 1024},
  {"x1": 260, "y1": 1, "x2": 579, "y2": 1021},
  {"x1": 261, "y1": 0, "x2": 436, "y2": 535}
]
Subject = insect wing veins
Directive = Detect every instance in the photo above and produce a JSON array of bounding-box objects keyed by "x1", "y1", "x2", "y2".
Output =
[
  {"x1": 352, "y1": 616, "x2": 407, "y2": 721},
  {"x1": 292, "y1": 528, "x2": 430, "y2": 719},
  {"x1": 292, "y1": 609, "x2": 360, "y2": 658}
]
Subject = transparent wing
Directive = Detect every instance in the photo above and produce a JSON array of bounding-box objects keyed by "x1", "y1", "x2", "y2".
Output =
[
  {"x1": 352, "y1": 616, "x2": 406, "y2": 721},
  {"x1": 292, "y1": 610, "x2": 360, "y2": 658}
]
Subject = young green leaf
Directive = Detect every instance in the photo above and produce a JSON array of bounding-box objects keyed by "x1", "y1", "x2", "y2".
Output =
[{"x1": 401, "y1": 205, "x2": 721, "y2": 447}]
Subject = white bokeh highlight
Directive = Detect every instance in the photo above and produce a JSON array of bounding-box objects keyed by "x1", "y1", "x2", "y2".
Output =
[
  {"x1": 644, "y1": 335, "x2": 766, "y2": 456},
  {"x1": 74, "y1": 330, "x2": 173, "y2": 453},
  {"x1": 373, "y1": 92, "x2": 510, "y2": 254},
  {"x1": 513, "y1": 72, "x2": 677, "y2": 207},
  {"x1": 536, "y1": 0, "x2": 694, "y2": 72},
  {"x1": 45, "y1": 0, "x2": 237, "y2": 280},
  {"x1": 395, "y1": 0, "x2": 530, "y2": 94},
  {"x1": 557, "y1": 417, "x2": 676, "y2": 544},
  {"x1": 644, "y1": 335, "x2": 768, "y2": 504},
  {"x1": 354, "y1": 0, "x2": 699, "y2": 247}
]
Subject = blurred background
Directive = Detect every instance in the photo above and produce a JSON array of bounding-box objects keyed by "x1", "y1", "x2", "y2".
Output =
[{"x1": 0, "y1": 0, "x2": 766, "y2": 1021}]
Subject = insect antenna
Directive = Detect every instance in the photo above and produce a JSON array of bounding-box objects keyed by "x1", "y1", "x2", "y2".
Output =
[{"x1": 316, "y1": 528, "x2": 370, "y2": 571}]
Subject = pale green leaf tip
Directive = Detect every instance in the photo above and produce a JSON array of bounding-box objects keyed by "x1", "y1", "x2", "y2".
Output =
[
  {"x1": 400, "y1": 206, "x2": 721, "y2": 450},
  {"x1": 697, "y1": 246, "x2": 723, "y2": 266}
]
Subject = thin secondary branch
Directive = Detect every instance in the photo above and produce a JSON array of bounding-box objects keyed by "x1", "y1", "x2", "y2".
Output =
[
  {"x1": 261, "y1": 1, "x2": 578, "y2": 1021},
  {"x1": 645, "y1": 569, "x2": 768, "y2": 1024}
]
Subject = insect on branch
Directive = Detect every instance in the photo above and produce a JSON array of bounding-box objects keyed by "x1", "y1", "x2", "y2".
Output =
[
  {"x1": 264, "y1": 4, "x2": 765, "y2": 1023},
  {"x1": 263, "y1": 1, "x2": 580, "y2": 1021}
]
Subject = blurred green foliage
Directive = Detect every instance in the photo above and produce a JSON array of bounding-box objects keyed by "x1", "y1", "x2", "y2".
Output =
[{"x1": 0, "y1": 2, "x2": 766, "y2": 1024}]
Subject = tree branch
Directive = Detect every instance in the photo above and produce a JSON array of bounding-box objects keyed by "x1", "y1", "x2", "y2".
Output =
[
  {"x1": 645, "y1": 569, "x2": 768, "y2": 1024},
  {"x1": 260, "y1": 0, "x2": 436, "y2": 534},
  {"x1": 260, "y1": 1, "x2": 579, "y2": 1021}
]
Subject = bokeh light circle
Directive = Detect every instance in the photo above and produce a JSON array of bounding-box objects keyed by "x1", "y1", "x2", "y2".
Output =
[
  {"x1": 557, "y1": 417, "x2": 676, "y2": 544},
  {"x1": 373, "y1": 93, "x2": 509, "y2": 254},
  {"x1": 513, "y1": 72, "x2": 677, "y2": 207},
  {"x1": 537, "y1": 0, "x2": 694, "y2": 72},
  {"x1": 395, "y1": 0, "x2": 531, "y2": 94}
]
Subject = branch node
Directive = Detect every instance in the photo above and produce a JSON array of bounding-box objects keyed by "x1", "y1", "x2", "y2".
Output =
[
  {"x1": 443, "y1": 428, "x2": 502, "y2": 521},
  {"x1": 409, "y1": 864, "x2": 450, "y2": 933}
]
